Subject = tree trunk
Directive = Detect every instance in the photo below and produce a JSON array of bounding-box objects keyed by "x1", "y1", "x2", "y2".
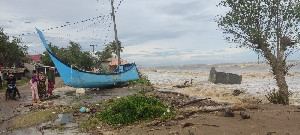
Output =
[
  {"x1": 272, "y1": 64, "x2": 289, "y2": 105},
  {"x1": 262, "y1": 45, "x2": 289, "y2": 105}
]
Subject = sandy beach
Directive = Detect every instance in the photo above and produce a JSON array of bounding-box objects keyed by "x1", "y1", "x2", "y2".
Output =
[
  {"x1": 1, "y1": 61, "x2": 300, "y2": 135},
  {"x1": 140, "y1": 61, "x2": 300, "y2": 105}
]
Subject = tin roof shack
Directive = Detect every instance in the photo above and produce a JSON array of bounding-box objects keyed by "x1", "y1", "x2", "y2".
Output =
[{"x1": 1, "y1": 68, "x2": 30, "y2": 80}]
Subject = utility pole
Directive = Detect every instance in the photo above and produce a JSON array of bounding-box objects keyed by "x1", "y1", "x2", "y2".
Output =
[
  {"x1": 111, "y1": 0, "x2": 121, "y2": 66},
  {"x1": 90, "y1": 45, "x2": 97, "y2": 52}
]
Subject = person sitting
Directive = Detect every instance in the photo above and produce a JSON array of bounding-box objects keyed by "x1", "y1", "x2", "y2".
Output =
[{"x1": 5, "y1": 74, "x2": 21, "y2": 100}]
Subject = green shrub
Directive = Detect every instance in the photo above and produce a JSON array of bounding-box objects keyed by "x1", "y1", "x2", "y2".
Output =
[
  {"x1": 125, "y1": 78, "x2": 151, "y2": 86},
  {"x1": 96, "y1": 94, "x2": 173, "y2": 127},
  {"x1": 265, "y1": 89, "x2": 288, "y2": 104}
]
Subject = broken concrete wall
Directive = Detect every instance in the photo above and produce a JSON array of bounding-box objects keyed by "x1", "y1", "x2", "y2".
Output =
[{"x1": 209, "y1": 67, "x2": 242, "y2": 84}]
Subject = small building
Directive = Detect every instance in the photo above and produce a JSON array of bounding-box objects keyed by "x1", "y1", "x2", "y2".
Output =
[
  {"x1": 99, "y1": 58, "x2": 127, "y2": 73},
  {"x1": 1, "y1": 68, "x2": 30, "y2": 80},
  {"x1": 27, "y1": 54, "x2": 42, "y2": 64},
  {"x1": 106, "y1": 58, "x2": 127, "y2": 66}
]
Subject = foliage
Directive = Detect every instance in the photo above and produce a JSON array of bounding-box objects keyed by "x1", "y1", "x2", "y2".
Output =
[
  {"x1": 11, "y1": 109, "x2": 61, "y2": 130},
  {"x1": 125, "y1": 78, "x2": 151, "y2": 86},
  {"x1": 41, "y1": 40, "x2": 124, "y2": 70},
  {"x1": 266, "y1": 89, "x2": 289, "y2": 104},
  {"x1": 79, "y1": 117, "x2": 100, "y2": 131},
  {"x1": 16, "y1": 78, "x2": 30, "y2": 86},
  {"x1": 40, "y1": 42, "x2": 96, "y2": 70},
  {"x1": 0, "y1": 28, "x2": 29, "y2": 67},
  {"x1": 216, "y1": 0, "x2": 300, "y2": 104},
  {"x1": 96, "y1": 94, "x2": 174, "y2": 127},
  {"x1": 95, "y1": 40, "x2": 123, "y2": 61},
  {"x1": 10, "y1": 107, "x2": 77, "y2": 130}
]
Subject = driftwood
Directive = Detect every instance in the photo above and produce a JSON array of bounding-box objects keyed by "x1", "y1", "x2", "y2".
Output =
[
  {"x1": 230, "y1": 104, "x2": 259, "y2": 111},
  {"x1": 176, "y1": 106, "x2": 227, "y2": 120},
  {"x1": 176, "y1": 104, "x2": 259, "y2": 120},
  {"x1": 24, "y1": 104, "x2": 33, "y2": 107},
  {"x1": 177, "y1": 98, "x2": 208, "y2": 108},
  {"x1": 202, "y1": 124, "x2": 220, "y2": 127},
  {"x1": 209, "y1": 67, "x2": 242, "y2": 84},
  {"x1": 159, "y1": 91, "x2": 189, "y2": 97}
]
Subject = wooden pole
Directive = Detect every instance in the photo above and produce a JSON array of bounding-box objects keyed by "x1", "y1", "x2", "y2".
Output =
[{"x1": 111, "y1": 0, "x2": 121, "y2": 66}]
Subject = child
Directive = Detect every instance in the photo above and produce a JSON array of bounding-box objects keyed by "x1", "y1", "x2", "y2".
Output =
[{"x1": 29, "y1": 70, "x2": 40, "y2": 103}]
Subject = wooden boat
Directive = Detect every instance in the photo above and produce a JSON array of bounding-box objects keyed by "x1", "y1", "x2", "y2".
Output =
[{"x1": 35, "y1": 28, "x2": 139, "y2": 88}]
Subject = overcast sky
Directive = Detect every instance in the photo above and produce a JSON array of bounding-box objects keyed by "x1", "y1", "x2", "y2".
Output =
[{"x1": 0, "y1": 0, "x2": 299, "y2": 66}]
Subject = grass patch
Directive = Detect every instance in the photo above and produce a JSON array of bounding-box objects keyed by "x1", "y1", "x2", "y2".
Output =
[
  {"x1": 96, "y1": 94, "x2": 175, "y2": 127},
  {"x1": 65, "y1": 90, "x2": 76, "y2": 96},
  {"x1": 17, "y1": 78, "x2": 30, "y2": 86},
  {"x1": 10, "y1": 108, "x2": 77, "y2": 130},
  {"x1": 11, "y1": 109, "x2": 60, "y2": 130},
  {"x1": 51, "y1": 124, "x2": 66, "y2": 132},
  {"x1": 0, "y1": 78, "x2": 30, "y2": 91},
  {"x1": 79, "y1": 117, "x2": 101, "y2": 131},
  {"x1": 125, "y1": 78, "x2": 151, "y2": 86}
]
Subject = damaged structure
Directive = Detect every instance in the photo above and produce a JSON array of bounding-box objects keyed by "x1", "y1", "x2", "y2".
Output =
[{"x1": 208, "y1": 67, "x2": 242, "y2": 84}]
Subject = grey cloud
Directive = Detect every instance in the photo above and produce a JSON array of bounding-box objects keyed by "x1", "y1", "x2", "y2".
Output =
[
  {"x1": 185, "y1": 14, "x2": 213, "y2": 22},
  {"x1": 158, "y1": 1, "x2": 204, "y2": 16}
]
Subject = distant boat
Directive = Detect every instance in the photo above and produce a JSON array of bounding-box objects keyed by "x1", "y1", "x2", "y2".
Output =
[{"x1": 35, "y1": 28, "x2": 139, "y2": 88}]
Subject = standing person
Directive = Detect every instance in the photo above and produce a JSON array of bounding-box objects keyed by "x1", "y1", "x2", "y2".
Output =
[
  {"x1": 29, "y1": 70, "x2": 40, "y2": 103},
  {"x1": 38, "y1": 72, "x2": 46, "y2": 100},
  {"x1": 47, "y1": 67, "x2": 55, "y2": 96},
  {"x1": 5, "y1": 74, "x2": 21, "y2": 100}
]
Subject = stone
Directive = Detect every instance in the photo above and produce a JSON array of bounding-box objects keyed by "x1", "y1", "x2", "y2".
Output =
[
  {"x1": 85, "y1": 108, "x2": 91, "y2": 113},
  {"x1": 233, "y1": 89, "x2": 243, "y2": 96},
  {"x1": 240, "y1": 112, "x2": 250, "y2": 119},
  {"x1": 76, "y1": 88, "x2": 86, "y2": 96}
]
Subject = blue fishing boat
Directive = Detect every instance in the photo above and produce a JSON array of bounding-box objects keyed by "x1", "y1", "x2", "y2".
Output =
[{"x1": 35, "y1": 28, "x2": 139, "y2": 88}]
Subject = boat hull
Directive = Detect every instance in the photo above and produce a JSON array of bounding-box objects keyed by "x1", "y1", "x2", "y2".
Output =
[{"x1": 36, "y1": 28, "x2": 139, "y2": 88}]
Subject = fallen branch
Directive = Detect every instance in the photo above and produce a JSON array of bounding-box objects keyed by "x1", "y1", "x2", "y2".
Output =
[
  {"x1": 176, "y1": 106, "x2": 227, "y2": 120},
  {"x1": 177, "y1": 98, "x2": 209, "y2": 108},
  {"x1": 202, "y1": 124, "x2": 220, "y2": 127}
]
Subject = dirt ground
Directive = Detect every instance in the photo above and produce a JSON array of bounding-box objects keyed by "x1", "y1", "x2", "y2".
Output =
[
  {"x1": 1, "y1": 77, "x2": 300, "y2": 135},
  {"x1": 0, "y1": 77, "x2": 64, "y2": 134},
  {"x1": 112, "y1": 104, "x2": 300, "y2": 135},
  {"x1": 96, "y1": 90, "x2": 300, "y2": 135}
]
